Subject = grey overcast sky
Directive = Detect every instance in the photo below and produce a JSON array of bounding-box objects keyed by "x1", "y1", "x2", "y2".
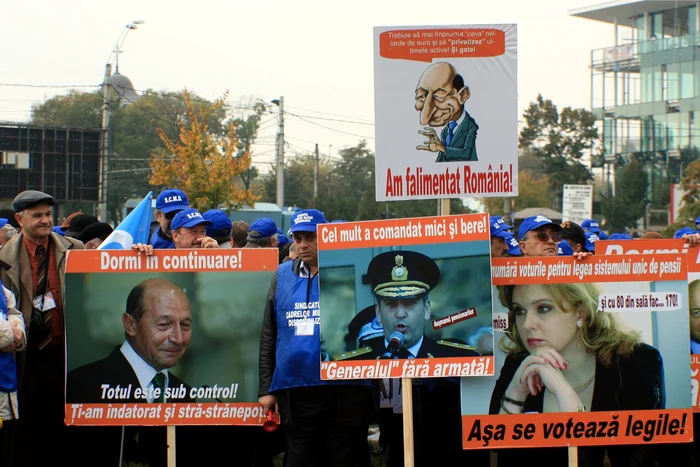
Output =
[{"x1": 0, "y1": 0, "x2": 614, "y2": 166}]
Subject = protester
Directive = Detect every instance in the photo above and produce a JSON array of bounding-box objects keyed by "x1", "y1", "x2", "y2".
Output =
[
  {"x1": 0, "y1": 209, "x2": 19, "y2": 230},
  {"x1": 0, "y1": 219, "x2": 15, "y2": 249},
  {"x1": 492, "y1": 282, "x2": 664, "y2": 465},
  {"x1": 58, "y1": 211, "x2": 85, "y2": 235},
  {"x1": 559, "y1": 221, "x2": 591, "y2": 253},
  {"x1": 518, "y1": 216, "x2": 562, "y2": 257},
  {"x1": 150, "y1": 189, "x2": 190, "y2": 249},
  {"x1": 489, "y1": 215, "x2": 513, "y2": 258},
  {"x1": 64, "y1": 214, "x2": 98, "y2": 238},
  {"x1": 0, "y1": 284, "x2": 25, "y2": 463},
  {"x1": 581, "y1": 218, "x2": 608, "y2": 240},
  {"x1": 258, "y1": 209, "x2": 374, "y2": 467},
  {"x1": 0, "y1": 190, "x2": 84, "y2": 466},
  {"x1": 76, "y1": 222, "x2": 113, "y2": 249},
  {"x1": 231, "y1": 220, "x2": 249, "y2": 248},
  {"x1": 246, "y1": 218, "x2": 279, "y2": 248},
  {"x1": 171, "y1": 208, "x2": 218, "y2": 249},
  {"x1": 203, "y1": 209, "x2": 233, "y2": 247}
]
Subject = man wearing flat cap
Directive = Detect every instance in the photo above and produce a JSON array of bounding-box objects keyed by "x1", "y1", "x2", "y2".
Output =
[
  {"x1": 0, "y1": 190, "x2": 84, "y2": 466},
  {"x1": 246, "y1": 218, "x2": 279, "y2": 248}
]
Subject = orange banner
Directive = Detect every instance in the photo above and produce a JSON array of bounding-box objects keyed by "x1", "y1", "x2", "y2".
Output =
[
  {"x1": 320, "y1": 356, "x2": 493, "y2": 379},
  {"x1": 462, "y1": 409, "x2": 692, "y2": 449},
  {"x1": 318, "y1": 213, "x2": 489, "y2": 250},
  {"x1": 379, "y1": 29, "x2": 506, "y2": 62},
  {"x1": 65, "y1": 402, "x2": 277, "y2": 426},
  {"x1": 65, "y1": 249, "x2": 279, "y2": 273},
  {"x1": 492, "y1": 254, "x2": 686, "y2": 285}
]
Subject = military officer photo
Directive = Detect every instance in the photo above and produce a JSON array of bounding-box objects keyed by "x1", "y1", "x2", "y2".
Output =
[{"x1": 336, "y1": 250, "x2": 478, "y2": 361}]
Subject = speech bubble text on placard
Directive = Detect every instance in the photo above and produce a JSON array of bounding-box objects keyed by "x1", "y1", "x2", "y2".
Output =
[
  {"x1": 379, "y1": 29, "x2": 506, "y2": 62},
  {"x1": 598, "y1": 292, "x2": 682, "y2": 312}
]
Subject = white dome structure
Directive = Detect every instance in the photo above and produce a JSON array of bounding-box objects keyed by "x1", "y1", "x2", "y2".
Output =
[{"x1": 110, "y1": 70, "x2": 139, "y2": 105}]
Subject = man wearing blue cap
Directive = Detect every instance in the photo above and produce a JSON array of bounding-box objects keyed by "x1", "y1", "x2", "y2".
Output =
[
  {"x1": 518, "y1": 215, "x2": 563, "y2": 257},
  {"x1": 581, "y1": 218, "x2": 607, "y2": 240},
  {"x1": 150, "y1": 189, "x2": 190, "y2": 249},
  {"x1": 489, "y1": 215, "x2": 513, "y2": 258},
  {"x1": 258, "y1": 209, "x2": 374, "y2": 467},
  {"x1": 170, "y1": 208, "x2": 218, "y2": 249},
  {"x1": 202, "y1": 209, "x2": 233, "y2": 248},
  {"x1": 246, "y1": 218, "x2": 279, "y2": 248}
]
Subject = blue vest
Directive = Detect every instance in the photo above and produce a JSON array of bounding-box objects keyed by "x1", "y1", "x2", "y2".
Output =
[
  {"x1": 149, "y1": 227, "x2": 175, "y2": 249},
  {"x1": 270, "y1": 261, "x2": 328, "y2": 392},
  {"x1": 0, "y1": 283, "x2": 17, "y2": 393}
]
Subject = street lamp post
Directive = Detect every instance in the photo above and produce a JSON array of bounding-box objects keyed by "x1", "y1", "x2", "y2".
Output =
[
  {"x1": 98, "y1": 20, "x2": 144, "y2": 222},
  {"x1": 272, "y1": 97, "x2": 284, "y2": 210}
]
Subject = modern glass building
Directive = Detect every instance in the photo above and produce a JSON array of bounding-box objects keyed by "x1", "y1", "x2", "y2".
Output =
[{"x1": 571, "y1": 1, "x2": 700, "y2": 201}]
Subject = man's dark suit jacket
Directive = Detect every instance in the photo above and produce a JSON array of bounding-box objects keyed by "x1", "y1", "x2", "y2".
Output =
[
  {"x1": 436, "y1": 110, "x2": 479, "y2": 162},
  {"x1": 67, "y1": 346, "x2": 193, "y2": 403},
  {"x1": 67, "y1": 346, "x2": 195, "y2": 467}
]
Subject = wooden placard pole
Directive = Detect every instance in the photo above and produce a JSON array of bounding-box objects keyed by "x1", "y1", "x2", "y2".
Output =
[
  {"x1": 401, "y1": 377, "x2": 415, "y2": 467},
  {"x1": 568, "y1": 446, "x2": 578, "y2": 466},
  {"x1": 440, "y1": 198, "x2": 450, "y2": 216},
  {"x1": 167, "y1": 425, "x2": 176, "y2": 467}
]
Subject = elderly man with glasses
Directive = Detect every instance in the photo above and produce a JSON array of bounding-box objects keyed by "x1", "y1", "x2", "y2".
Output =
[{"x1": 518, "y1": 216, "x2": 563, "y2": 257}]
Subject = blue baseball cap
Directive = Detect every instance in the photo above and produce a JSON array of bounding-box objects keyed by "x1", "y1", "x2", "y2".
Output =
[
  {"x1": 203, "y1": 210, "x2": 232, "y2": 238},
  {"x1": 289, "y1": 209, "x2": 328, "y2": 233},
  {"x1": 52, "y1": 225, "x2": 65, "y2": 236},
  {"x1": 0, "y1": 218, "x2": 8, "y2": 229},
  {"x1": 558, "y1": 240, "x2": 574, "y2": 256},
  {"x1": 276, "y1": 228, "x2": 291, "y2": 246},
  {"x1": 581, "y1": 219, "x2": 602, "y2": 234},
  {"x1": 674, "y1": 227, "x2": 696, "y2": 239},
  {"x1": 518, "y1": 215, "x2": 562, "y2": 240},
  {"x1": 585, "y1": 232, "x2": 598, "y2": 252},
  {"x1": 597, "y1": 230, "x2": 608, "y2": 240},
  {"x1": 248, "y1": 218, "x2": 278, "y2": 239},
  {"x1": 609, "y1": 233, "x2": 633, "y2": 240},
  {"x1": 695, "y1": 217, "x2": 700, "y2": 227},
  {"x1": 171, "y1": 208, "x2": 211, "y2": 231},
  {"x1": 156, "y1": 189, "x2": 190, "y2": 214},
  {"x1": 490, "y1": 215, "x2": 512, "y2": 239},
  {"x1": 505, "y1": 234, "x2": 521, "y2": 256}
]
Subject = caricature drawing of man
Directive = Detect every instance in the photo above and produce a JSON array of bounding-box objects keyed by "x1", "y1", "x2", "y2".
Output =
[{"x1": 415, "y1": 62, "x2": 478, "y2": 162}]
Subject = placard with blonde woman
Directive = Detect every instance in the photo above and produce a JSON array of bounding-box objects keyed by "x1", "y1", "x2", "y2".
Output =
[{"x1": 490, "y1": 282, "x2": 665, "y2": 466}]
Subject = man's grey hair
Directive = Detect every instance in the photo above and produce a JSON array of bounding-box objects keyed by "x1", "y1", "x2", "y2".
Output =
[{"x1": 2, "y1": 224, "x2": 17, "y2": 241}]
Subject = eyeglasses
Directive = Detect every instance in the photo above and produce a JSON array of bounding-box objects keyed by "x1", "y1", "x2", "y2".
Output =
[{"x1": 524, "y1": 231, "x2": 563, "y2": 243}]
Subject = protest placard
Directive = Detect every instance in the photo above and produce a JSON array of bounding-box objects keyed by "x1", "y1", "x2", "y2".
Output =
[
  {"x1": 596, "y1": 237, "x2": 700, "y2": 413},
  {"x1": 373, "y1": 24, "x2": 517, "y2": 201},
  {"x1": 460, "y1": 255, "x2": 692, "y2": 454},
  {"x1": 64, "y1": 249, "x2": 278, "y2": 426},
  {"x1": 318, "y1": 213, "x2": 493, "y2": 379}
]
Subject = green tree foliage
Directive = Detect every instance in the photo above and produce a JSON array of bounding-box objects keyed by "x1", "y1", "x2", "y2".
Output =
[
  {"x1": 260, "y1": 141, "x2": 470, "y2": 220},
  {"x1": 601, "y1": 156, "x2": 648, "y2": 233},
  {"x1": 519, "y1": 95, "x2": 596, "y2": 203},
  {"x1": 230, "y1": 99, "x2": 267, "y2": 191},
  {"x1": 663, "y1": 157, "x2": 700, "y2": 235},
  {"x1": 30, "y1": 89, "x2": 256, "y2": 222}
]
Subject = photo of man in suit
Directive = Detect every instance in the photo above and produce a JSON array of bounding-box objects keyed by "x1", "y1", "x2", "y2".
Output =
[
  {"x1": 415, "y1": 61, "x2": 479, "y2": 162},
  {"x1": 67, "y1": 278, "x2": 194, "y2": 403}
]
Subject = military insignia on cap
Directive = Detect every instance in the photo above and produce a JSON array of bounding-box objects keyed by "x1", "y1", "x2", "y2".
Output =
[{"x1": 391, "y1": 255, "x2": 407, "y2": 282}]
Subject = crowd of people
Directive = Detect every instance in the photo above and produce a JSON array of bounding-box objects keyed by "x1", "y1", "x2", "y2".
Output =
[{"x1": 0, "y1": 184, "x2": 699, "y2": 466}]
